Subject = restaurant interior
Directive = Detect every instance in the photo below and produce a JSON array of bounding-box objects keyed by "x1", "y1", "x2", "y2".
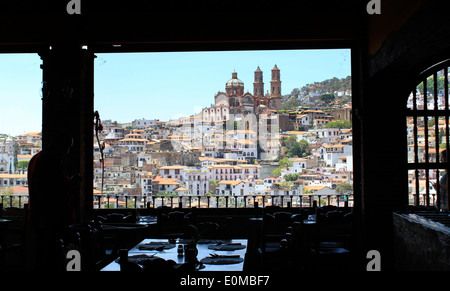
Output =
[{"x1": 1, "y1": 0, "x2": 450, "y2": 276}]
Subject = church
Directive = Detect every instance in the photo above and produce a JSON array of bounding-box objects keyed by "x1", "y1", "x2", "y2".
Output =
[{"x1": 202, "y1": 65, "x2": 282, "y2": 123}]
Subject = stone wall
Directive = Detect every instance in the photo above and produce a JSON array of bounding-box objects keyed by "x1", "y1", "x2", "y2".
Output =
[{"x1": 393, "y1": 212, "x2": 450, "y2": 271}]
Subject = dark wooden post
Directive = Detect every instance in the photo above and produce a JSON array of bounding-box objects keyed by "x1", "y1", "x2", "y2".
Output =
[{"x1": 39, "y1": 45, "x2": 95, "y2": 223}]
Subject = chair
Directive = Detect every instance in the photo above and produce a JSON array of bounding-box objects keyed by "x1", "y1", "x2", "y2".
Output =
[
  {"x1": 68, "y1": 222, "x2": 117, "y2": 271},
  {"x1": 0, "y1": 206, "x2": 28, "y2": 270},
  {"x1": 304, "y1": 210, "x2": 352, "y2": 270},
  {"x1": 256, "y1": 231, "x2": 292, "y2": 272},
  {"x1": 55, "y1": 239, "x2": 67, "y2": 271},
  {"x1": 157, "y1": 211, "x2": 189, "y2": 237},
  {"x1": 104, "y1": 213, "x2": 125, "y2": 223},
  {"x1": 263, "y1": 205, "x2": 282, "y2": 214},
  {"x1": 281, "y1": 221, "x2": 306, "y2": 271},
  {"x1": 262, "y1": 211, "x2": 293, "y2": 239},
  {"x1": 255, "y1": 212, "x2": 296, "y2": 271},
  {"x1": 118, "y1": 249, "x2": 144, "y2": 272},
  {"x1": 120, "y1": 260, "x2": 144, "y2": 272},
  {"x1": 196, "y1": 222, "x2": 220, "y2": 238}
]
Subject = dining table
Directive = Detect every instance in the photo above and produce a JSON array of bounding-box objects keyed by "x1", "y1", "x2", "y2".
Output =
[
  {"x1": 0, "y1": 218, "x2": 11, "y2": 227},
  {"x1": 101, "y1": 238, "x2": 248, "y2": 271}
]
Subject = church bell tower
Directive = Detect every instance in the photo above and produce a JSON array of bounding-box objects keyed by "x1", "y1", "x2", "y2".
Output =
[
  {"x1": 270, "y1": 64, "x2": 282, "y2": 110},
  {"x1": 253, "y1": 66, "x2": 264, "y2": 98}
]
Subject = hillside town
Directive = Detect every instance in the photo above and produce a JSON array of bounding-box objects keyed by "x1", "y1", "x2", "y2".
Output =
[{"x1": 0, "y1": 67, "x2": 353, "y2": 208}]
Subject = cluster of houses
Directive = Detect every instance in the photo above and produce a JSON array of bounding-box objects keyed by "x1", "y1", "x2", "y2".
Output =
[
  {"x1": 91, "y1": 105, "x2": 353, "y2": 207},
  {"x1": 0, "y1": 101, "x2": 354, "y2": 208},
  {"x1": 0, "y1": 132, "x2": 40, "y2": 198}
]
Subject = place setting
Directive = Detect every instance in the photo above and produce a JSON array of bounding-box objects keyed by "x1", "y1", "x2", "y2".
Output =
[
  {"x1": 115, "y1": 253, "x2": 162, "y2": 265},
  {"x1": 137, "y1": 241, "x2": 176, "y2": 251},
  {"x1": 200, "y1": 253, "x2": 244, "y2": 265},
  {"x1": 207, "y1": 241, "x2": 246, "y2": 251}
]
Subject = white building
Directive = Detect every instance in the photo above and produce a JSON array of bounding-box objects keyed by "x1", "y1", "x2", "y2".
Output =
[
  {"x1": 132, "y1": 118, "x2": 157, "y2": 128},
  {"x1": 308, "y1": 128, "x2": 342, "y2": 143},
  {"x1": 217, "y1": 180, "x2": 254, "y2": 196},
  {"x1": 254, "y1": 179, "x2": 266, "y2": 194},
  {"x1": 295, "y1": 114, "x2": 311, "y2": 128},
  {"x1": 159, "y1": 165, "x2": 185, "y2": 180},
  {"x1": 15, "y1": 133, "x2": 41, "y2": 146},
  {"x1": 206, "y1": 164, "x2": 261, "y2": 181},
  {"x1": 321, "y1": 144, "x2": 353, "y2": 167},
  {"x1": 104, "y1": 126, "x2": 125, "y2": 145},
  {"x1": 118, "y1": 133, "x2": 148, "y2": 153},
  {"x1": 202, "y1": 104, "x2": 229, "y2": 123},
  {"x1": 288, "y1": 157, "x2": 308, "y2": 173},
  {"x1": 335, "y1": 155, "x2": 353, "y2": 172},
  {"x1": 223, "y1": 130, "x2": 258, "y2": 161},
  {"x1": 340, "y1": 129, "x2": 353, "y2": 140},
  {"x1": 313, "y1": 118, "x2": 332, "y2": 127},
  {"x1": 137, "y1": 152, "x2": 153, "y2": 168},
  {"x1": 152, "y1": 176, "x2": 181, "y2": 194},
  {"x1": 263, "y1": 176, "x2": 282, "y2": 189},
  {"x1": 0, "y1": 173, "x2": 27, "y2": 187},
  {"x1": 138, "y1": 172, "x2": 153, "y2": 196},
  {"x1": 198, "y1": 157, "x2": 218, "y2": 167},
  {"x1": 0, "y1": 153, "x2": 15, "y2": 174},
  {"x1": 182, "y1": 167, "x2": 210, "y2": 195}
]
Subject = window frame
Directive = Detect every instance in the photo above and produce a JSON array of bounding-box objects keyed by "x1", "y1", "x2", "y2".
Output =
[{"x1": 406, "y1": 59, "x2": 450, "y2": 209}]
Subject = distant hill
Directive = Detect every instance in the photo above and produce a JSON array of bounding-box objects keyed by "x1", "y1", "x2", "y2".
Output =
[
  {"x1": 291, "y1": 76, "x2": 352, "y2": 96},
  {"x1": 281, "y1": 76, "x2": 352, "y2": 110}
]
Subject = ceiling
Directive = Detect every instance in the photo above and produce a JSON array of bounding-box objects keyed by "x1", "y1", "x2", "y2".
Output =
[{"x1": 0, "y1": 0, "x2": 362, "y2": 53}]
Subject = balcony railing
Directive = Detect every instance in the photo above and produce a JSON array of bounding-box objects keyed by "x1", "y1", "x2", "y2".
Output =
[
  {"x1": 0, "y1": 193, "x2": 354, "y2": 210},
  {"x1": 93, "y1": 193, "x2": 353, "y2": 209},
  {"x1": 0, "y1": 194, "x2": 29, "y2": 208}
]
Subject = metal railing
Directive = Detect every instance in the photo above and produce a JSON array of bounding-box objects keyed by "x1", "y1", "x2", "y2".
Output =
[
  {"x1": 0, "y1": 194, "x2": 29, "y2": 209},
  {"x1": 93, "y1": 193, "x2": 353, "y2": 209},
  {"x1": 0, "y1": 193, "x2": 354, "y2": 210}
]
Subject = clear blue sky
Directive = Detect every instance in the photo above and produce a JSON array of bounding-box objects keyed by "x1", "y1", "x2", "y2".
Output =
[{"x1": 0, "y1": 49, "x2": 351, "y2": 136}]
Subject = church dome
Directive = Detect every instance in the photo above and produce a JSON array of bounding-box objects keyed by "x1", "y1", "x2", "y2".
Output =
[{"x1": 226, "y1": 71, "x2": 244, "y2": 88}]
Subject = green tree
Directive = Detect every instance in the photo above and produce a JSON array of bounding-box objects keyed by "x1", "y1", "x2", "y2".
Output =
[
  {"x1": 290, "y1": 88, "x2": 301, "y2": 98},
  {"x1": 272, "y1": 157, "x2": 293, "y2": 177},
  {"x1": 324, "y1": 119, "x2": 352, "y2": 129},
  {"x1": 157, "y1": 191, "x2": 176, "y2": 197},
  {"x1": 17, "y1": 161, "x2": 29, "y2": 171},
  {"x1": 439, "y1": 128, "x2": 445, "y2": 145},
  {"x1": 0, "y1": 187, "x2": 17, "y2": 207},
  {"x1": 209, "y1": 180, "x2": 219, "y2": 193},
  {"x1": 272, "y1": 167, "x2": 282, "y2": 177},
  {"x1": 289, "y1": 139, "x2": 310, "y2": 157},
  {"x1": 319, "y1": 93, "x2": 335, "y2": 104},
  {"x1": 336, "y1": 183, "x2": 353, "y2": 195},
  {"x1": 428, "y1": 117, "x2": 435, "y2": 128},
  {"x1": 285, "y1": 135, "x2": 298, "y2": 149},
  {"x1": 284, "y1": 173, "x2": 300, "y2": 181},
  {"x1": 279, "y1": 181, "x2": 293, "y2": 189},
  {"x1": 285, "y1": 136, "x2": 310, "y2": 158},
  {"x1": 1, "y1": 187, "x2": 13, "y2": 195},
  {"x1": 279, "y1": 157, "x2": 293, "y2": 168},
  {"x1": 281, "y1": 98, "x2": 302, "y2": 111},
  {"x1": 417, "y1": 76, "x2": 445, "y2": 94}
]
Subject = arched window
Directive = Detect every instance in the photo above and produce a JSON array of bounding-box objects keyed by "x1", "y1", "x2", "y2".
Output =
[{"x1": 406, "y1": 60, "x2": 450, "y2": 210}]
